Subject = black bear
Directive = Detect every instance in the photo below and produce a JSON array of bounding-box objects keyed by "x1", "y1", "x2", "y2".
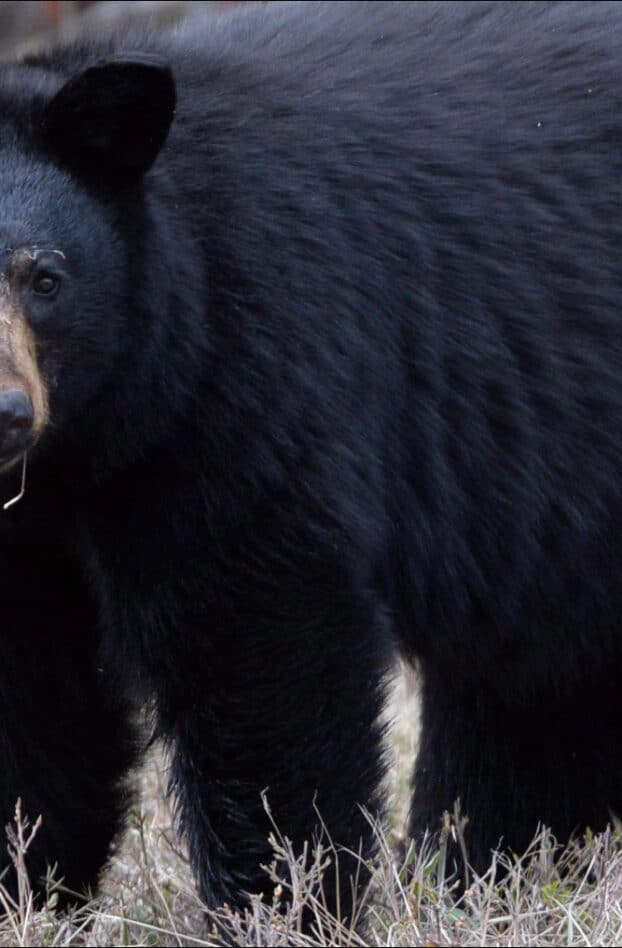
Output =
[{"x1": 0, "y1": 0, "x2": 622, "y2": 920}]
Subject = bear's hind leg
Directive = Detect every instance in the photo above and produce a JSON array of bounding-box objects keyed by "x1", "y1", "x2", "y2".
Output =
[{"x1": 409, "y1": 662, "x2": 622, "y2": 877}]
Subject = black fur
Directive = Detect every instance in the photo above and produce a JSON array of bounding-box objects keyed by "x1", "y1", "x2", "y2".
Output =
[{"x1": 0, "y1": 0, "x2": 622, "y2": 918}]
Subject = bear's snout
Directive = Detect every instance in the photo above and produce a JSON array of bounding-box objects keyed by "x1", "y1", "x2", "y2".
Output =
[{"x1": 0, "y1": 388, "x2": 33, "y2": 463}]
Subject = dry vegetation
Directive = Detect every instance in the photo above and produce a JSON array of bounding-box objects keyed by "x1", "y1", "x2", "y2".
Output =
[{"x1": 1, "y1": 668, "x2": 622, "y2": 947}]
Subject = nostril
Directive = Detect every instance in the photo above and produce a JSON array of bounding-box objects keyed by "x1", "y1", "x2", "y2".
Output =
[{"x1": 7, "y1": 411, "x2": 32, "y2": 432}]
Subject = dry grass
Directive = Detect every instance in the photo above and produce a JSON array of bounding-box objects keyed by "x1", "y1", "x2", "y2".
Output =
[{"x1": 1, "y1": 668, "x2": 622, "y2": 947}]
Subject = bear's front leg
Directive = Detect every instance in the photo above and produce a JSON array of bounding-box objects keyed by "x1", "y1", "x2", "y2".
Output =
[
  {"x1": 0, "y1": 543, "x2": 137, "y2": 902},
  {"x1": 157, "y1": 561, "x2": 393, "y2": 922}
]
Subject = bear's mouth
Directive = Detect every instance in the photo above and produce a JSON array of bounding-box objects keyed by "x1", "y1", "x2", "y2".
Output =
[
  {"x1": 0, "y1": 452, "x2": 27, "y2": 510},
  {"x1": 0, "y1": 452, "x2": 24, "y2": 474}
]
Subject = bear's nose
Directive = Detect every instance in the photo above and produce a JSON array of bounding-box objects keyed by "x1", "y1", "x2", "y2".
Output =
[{"x1": 0, "y1": 389, "x2": 33, "y2": 462}]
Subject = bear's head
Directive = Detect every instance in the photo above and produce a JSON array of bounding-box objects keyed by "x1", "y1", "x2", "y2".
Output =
[{"x1": 0, "y1": 56, "x2": 176, "y2": 476}]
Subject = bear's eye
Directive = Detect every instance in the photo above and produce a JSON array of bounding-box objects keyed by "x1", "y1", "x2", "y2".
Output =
[{"x1": 32, "y1": 273, "x2": 60, "y2": 297}]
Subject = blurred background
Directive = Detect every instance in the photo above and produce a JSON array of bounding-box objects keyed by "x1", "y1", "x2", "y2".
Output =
[{"x1": 0, "y1": 1, "x2": 261, "y2": 56}]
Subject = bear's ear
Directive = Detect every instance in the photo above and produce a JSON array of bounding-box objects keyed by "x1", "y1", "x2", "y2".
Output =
[{"x1": 40, "y1": 55, "x2": 176, "y2": 187}]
